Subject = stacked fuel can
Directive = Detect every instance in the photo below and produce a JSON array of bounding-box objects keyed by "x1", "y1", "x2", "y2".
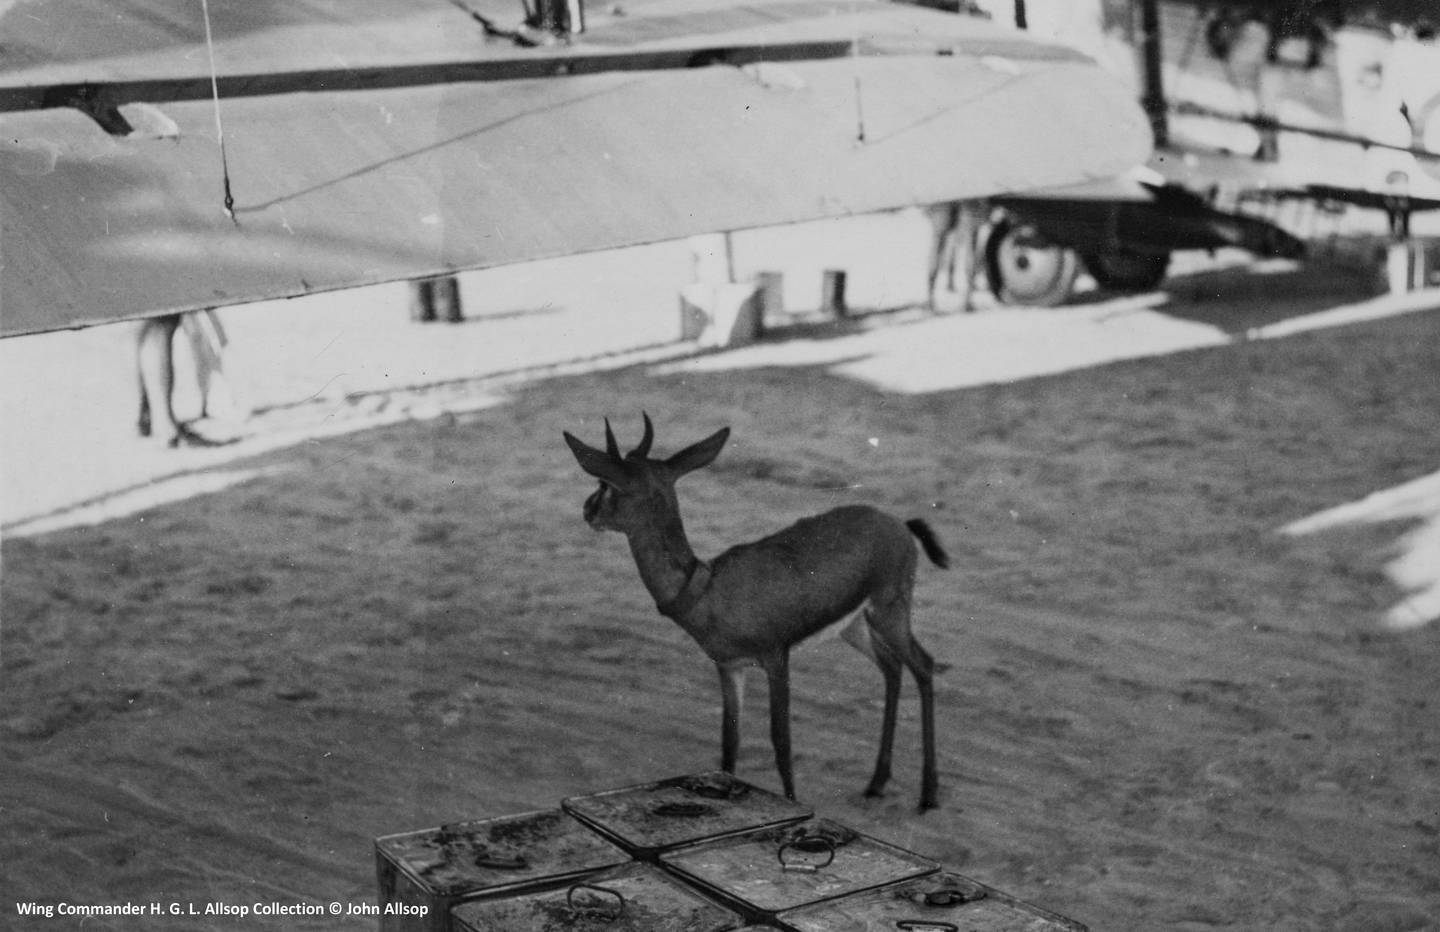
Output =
[{"x1": 375, "y1": 771, "x2": 1087, "y2": 932}]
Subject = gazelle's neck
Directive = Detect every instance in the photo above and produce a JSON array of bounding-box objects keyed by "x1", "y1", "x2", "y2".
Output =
[{"x1": 624, "y1": 510, "x2": 702, "y2": 619}]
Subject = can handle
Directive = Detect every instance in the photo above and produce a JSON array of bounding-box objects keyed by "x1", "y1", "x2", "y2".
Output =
[
  {"x1": 923, "y1": 887, "x2": 985, "y2": 907},
  {"x1": 677, "y1": 773, "x2": 750, "y2": 800},
  {"x1": 776, "y1": 836, "x2": 836, "y2": 873},
  {"x1": 473, "y1": 848, "x2": 529, "y2": 870},
  {"x1": 896, "y1": 922, "x2": 960, "y2": 931},
  {"x1": 566, "y1": 882, "x2": 625, "y2": 922},
  {"x1": 652, "y1": 801, "x2": 712, "y2": 818}
]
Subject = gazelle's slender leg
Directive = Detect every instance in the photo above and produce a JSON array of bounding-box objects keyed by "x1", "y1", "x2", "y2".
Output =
[
  {"x1": 717, "y1": 661, "x2": 746, "y2": 774},
  {"x1": 760, "y1": 651, "x2": 795, "y2": 800},
  {"x1": 842, "y1": 613, "x2": 900, "y2": 797},
  {"x1": 848, "y1": 605, "x2": 907, "y2": 799},
  {"x1": 864, "y1": 634, "x2": 903, "y2": 799},
  {"x1": 903, "y1": 635, "x2": 939, "y2": 811}
]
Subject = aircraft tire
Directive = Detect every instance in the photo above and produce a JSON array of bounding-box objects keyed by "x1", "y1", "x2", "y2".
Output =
[
  {"x1": 984, "y1": 215, "x2": 1080, "y2": 307},
  {"x1": 1081, "y1": 249, "x2": 1171, "y2": 293}
]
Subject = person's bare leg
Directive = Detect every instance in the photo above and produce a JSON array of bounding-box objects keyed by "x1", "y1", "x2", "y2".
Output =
[
  {"x1": 136, "y1": 314, "x2": 226, "y2": 448},
  {"x1": 136, "y1": 315, "x2": 181, "y2": 441}
]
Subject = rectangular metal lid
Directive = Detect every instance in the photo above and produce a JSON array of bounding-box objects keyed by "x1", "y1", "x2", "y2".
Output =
[
  {"x1": 658, "y1": 818, "x2": 938, "y2": 916},
  {"x1": 774, "y1": 869, "x2": 1089, "y2": 932},
  {"x1": 449, "y1": 862, "x2": 746, "y2": 932},
  {"x1": 561, "y1": 772, "x2": 812, "y2": 858},
  {"x1": 375, "y1": 808, "x2": 628, "y2": 899}
]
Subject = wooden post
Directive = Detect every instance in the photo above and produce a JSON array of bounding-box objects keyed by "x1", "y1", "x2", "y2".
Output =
[
  {"x1": 433, "y1": 276, "x2": 463, "y2": 323},
  {"x1": 821, "y1": 269, "x2": 848, "y2": 317},
  {"x1": 409, "y1": 279, "x2": 436, "y2": 322},
  {"x1": 410, "y1": 276, "x2": 462, "y2": 323},
  {"x1": 755, "y1": 271, "x2": 783, "y2": 326}
]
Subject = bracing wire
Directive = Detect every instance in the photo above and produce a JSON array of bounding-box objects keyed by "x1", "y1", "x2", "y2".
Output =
[
  {"x1": 850, "y1": 0, "x2": 865, "y2": 143},
  {"x1": 199, "y1": 0, "x2": 237, "y2": 222},
  {"x1": 853, "y1": 72, "x2": 866, "y2": 145}
]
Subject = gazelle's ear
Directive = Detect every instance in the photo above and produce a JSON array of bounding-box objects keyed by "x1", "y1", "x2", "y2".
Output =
[
  {"x1": 667, "y1": 427, "x2": 730, "y2": 477},
  {"x1": 564, "y1": 431, "x2": 628, "y2": 485}
]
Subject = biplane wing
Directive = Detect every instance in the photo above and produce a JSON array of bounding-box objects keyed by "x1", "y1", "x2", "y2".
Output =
[
  {"x1": 0, "y1": 0, "x2": 1150, "y2": 337},
  {"x1": 1288, "y1": 184, "x2": 1440, "y2": 213},
  {"x1": 1151, "y1": 0, "x2": 1436, "y2": 27}
]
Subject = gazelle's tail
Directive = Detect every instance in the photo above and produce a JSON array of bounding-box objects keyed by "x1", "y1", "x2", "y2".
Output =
[{"x1": 905, "y1": 519, "x2": 950, "y2": 569}]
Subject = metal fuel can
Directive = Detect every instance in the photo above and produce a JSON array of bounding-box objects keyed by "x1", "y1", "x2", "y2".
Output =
[
  {"x1": 773, "y1": 869, "x2": 1090, "y2": 932},
  {"x1": 449, "y1": 861, "x2": 749, "y2": 932},
  {"x1": 374, "y1": 808, "x2": 630, "y2": 932},
  {"x1": 657, "y1": 817, "x2": 939, "y2": 920},
  {"x1": 561, "y1": 771, "x2": 812, "y2": 859}
]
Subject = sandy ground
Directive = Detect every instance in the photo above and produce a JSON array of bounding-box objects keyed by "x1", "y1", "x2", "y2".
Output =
[{"x1": 4, "y1": 218, "x2": 1440, "y2": 932}]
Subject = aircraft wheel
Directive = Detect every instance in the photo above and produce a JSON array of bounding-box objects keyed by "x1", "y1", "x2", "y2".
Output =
[
  {"x1": 1081, "y1": 249, "x2": 1171, "y2": 292},
  {"x1": 984, "y1": 216, "x2": 1080, "y2": 307}
]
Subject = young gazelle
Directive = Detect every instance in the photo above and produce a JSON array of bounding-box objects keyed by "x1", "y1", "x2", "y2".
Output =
[{"x1": 564, "y1": 414, "x2": 948, "y2": 811}]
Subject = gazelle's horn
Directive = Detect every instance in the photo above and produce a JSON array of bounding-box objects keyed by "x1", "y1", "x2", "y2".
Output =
[
  {"x1": 631, "y1": 412, "x2": 655, "y2": 459},
  {"x1": 604, "y1": 418, "x2": 621, "y2": 459}
]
